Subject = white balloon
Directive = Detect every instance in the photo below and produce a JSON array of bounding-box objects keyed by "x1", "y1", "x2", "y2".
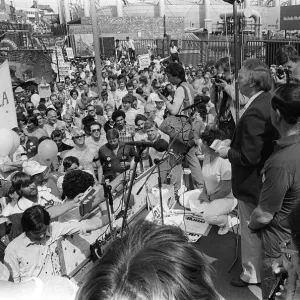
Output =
[
  {"x1": 0, "y1": 128, "x2": 14, "y2": 157},
  {"x1": 9, "y1": 131, "x2": 20, "y2": 156}
]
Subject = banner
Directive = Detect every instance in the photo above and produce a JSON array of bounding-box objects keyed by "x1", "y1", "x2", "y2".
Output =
[
  {"x1": 280, "y1": 6, "x2": 300, "y2": 30},
  {"x1": 138, "y1": 54, "x2": 151, "y2": 70},
  {"x1": 0, "y1": 60, "x2": 17, "y2": 129},
  {"x1": 0, "y1": 50, "x2": 53, "y2": 84}
]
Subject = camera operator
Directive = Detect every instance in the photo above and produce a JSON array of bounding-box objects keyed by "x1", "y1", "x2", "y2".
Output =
[
  {"x1": 211, "y1": 57, "x2": 248, "y2": 139},
  {"x1": 276, "y1": 45, "x2": 300, "y2": 84},
  {"x1": 157, "y1": 62, "x2": 204, "y2": 195}
]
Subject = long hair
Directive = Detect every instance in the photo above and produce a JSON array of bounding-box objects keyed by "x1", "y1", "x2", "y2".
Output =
[
  {"x1": 77, "y1": 220, "x2": 219, "y2": 300},
  {"x1": 11, "y1": 172, "x2": 33, "y2": 196}
]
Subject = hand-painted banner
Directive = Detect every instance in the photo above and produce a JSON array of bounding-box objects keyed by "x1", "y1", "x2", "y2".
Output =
[{"x1": 0, "y1": 60, "x2": 17, "y2": 129}]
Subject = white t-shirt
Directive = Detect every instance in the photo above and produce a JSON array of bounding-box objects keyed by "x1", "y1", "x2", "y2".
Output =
[
  {"x1": 202, "y1": 154, "x2": 234, "y2": 199},
  {"x1": 172, "y1": 83, "x2": 193, "y2": 115}
]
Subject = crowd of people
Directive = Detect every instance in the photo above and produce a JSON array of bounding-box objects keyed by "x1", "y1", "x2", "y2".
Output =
[{"x1": 0, "y1": 43, "x2": 300, "y2": 300}]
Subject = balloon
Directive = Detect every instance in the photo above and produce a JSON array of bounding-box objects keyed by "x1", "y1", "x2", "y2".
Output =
[
  {"x1": 38, "y1": 140, "x2": 58, "y2": 161},
  {"x1": 0, "y1": 128, "x2": 14, "y2": 157},
  {"x1": 9, "y1": 131, "x2": 20, "y2": 156}
]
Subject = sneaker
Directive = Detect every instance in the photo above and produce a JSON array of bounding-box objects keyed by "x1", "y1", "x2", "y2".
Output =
[{"x1": 217, "y1": 216, "x2": 230, "y2": 235}]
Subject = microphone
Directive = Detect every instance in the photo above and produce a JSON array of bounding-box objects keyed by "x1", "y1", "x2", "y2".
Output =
[
  {"x1": 171, "y1": 140, "x2": 197, "y2": 165},
  {"x1": 126, "y1": 139, "x2": 169, "y2": 152}
]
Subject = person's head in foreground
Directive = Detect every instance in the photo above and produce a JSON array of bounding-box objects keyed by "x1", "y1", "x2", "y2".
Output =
[
  {"x1": 271, "y1": 83, "x2": 300, "y2": 137},
  {"x1": 77, "y1": 220, "x2": 219, "y2": 300}
]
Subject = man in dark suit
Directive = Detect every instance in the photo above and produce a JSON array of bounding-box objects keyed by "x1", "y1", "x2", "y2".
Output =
[{"x1": 217, "y1": 59, "x2": 278, "y2": 287}]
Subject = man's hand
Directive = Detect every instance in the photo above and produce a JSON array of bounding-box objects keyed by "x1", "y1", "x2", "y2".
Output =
[
  {"x1": 216, "y1": 146, "x2": 230, "y2": 159},
  {"x1": 72, "y1": 193, "x2": 93, "y2": 207},
  {"x1": 156, "y1": 91, "x2": 168, "y2": 103}
]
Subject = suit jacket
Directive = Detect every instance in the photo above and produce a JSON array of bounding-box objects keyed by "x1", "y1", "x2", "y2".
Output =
[{"x1": 228, "y1": 91, "x2": 278, "y2": 206}]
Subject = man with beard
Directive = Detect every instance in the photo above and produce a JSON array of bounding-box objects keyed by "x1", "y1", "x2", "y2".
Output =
[
  {"x1": 62, "y1": 128, "x2": 101, "y2": 181},
  {"x1": 5, "y1": 171, "x2": 87, "y2": 240},
  {"x1": 98, "y1": 129, "x2": 136, "y2": 182},
  {"x1": 112, "y1": 110, "x2": 135, "y2": 143},
  {"x1": 25, "y1": 101, "x2": 35, "y2": 116}
]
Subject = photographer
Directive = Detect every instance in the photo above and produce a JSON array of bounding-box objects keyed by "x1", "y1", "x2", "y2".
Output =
[
  {"x1": 276, "y1": 45, "x2": 300, "y2": 84},
  {"x1": 157, "y1": 62, "x2": 204, "y2": 194},
  {"x1": 211, "y1": 57, "x2": 248, "y2": 139}
]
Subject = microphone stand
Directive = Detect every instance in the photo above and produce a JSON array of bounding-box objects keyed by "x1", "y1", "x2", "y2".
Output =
[
  {"x1": 102, "y1": 182, "x2": 115, "y2": 240},
  {"x1": 136, "y1": 112, "x2": 196, "y2": 197},
  {"x1": 153, "y1": 158, "x2": 164, "y2": 225},
  {"x1": 121, "y1": 145, "x2": 146, "y2": 236}
]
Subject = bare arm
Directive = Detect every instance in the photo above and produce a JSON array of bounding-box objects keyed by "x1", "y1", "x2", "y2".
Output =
[
  {"x1": 210, "y1": 180, "x2": 232, "y2": 201},
  {"x1": 86, "y1": 215, "x2": 109, "y2": 232}
]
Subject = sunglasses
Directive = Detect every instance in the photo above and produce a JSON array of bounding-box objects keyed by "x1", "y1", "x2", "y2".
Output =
[
  {"x1": 74, "y1": 134, "x2": 85, "y2": 139},
  {"x1": 91, "y1": 128, "x2": 101, "y2": 133},
  {"x1": 27, "y1": 106, "x2": 34, "y2": 109}
]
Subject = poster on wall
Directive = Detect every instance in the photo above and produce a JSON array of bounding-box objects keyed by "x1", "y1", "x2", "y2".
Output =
[
  {"x1": 280, "y1": 6, "x2": 300, "y2": 30},
  {"x1": 73, "y1": 34, "x2": 94, "y2": 57},
  {"x1": 0, "y1": 60, "x2": 17, "y2": 129}
]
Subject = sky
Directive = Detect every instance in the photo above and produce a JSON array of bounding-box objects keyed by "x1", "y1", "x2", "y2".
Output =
[{"x1": 12, "y1": 0, "x2": 58, "y2": 12}]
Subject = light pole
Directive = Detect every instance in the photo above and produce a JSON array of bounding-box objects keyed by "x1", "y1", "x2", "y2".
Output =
[
  {"x1": 224, "y1": 0, "x2": 241, "y2": 123},
  {"x1": 91, "y1": 0, "x2": 103, "y2": 94},
  {"x1": 233, "y1": 0, "x2": 240, "y2": 123}
]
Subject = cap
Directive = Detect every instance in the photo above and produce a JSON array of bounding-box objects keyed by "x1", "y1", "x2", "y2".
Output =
[
  {"x1": 71, "y1": 128, "x2": 85, "y2": 138},
  {"x1": 15, "y1": 87, "x2": 24, "y2": 93},
  {"x1": 22, "y1": 161, "x2": 47, "y2": 176}
]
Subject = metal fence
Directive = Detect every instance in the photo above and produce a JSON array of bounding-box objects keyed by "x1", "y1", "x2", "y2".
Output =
[
  {"x1": 180, "y1": 39, "x2": 300, "y2": 66},
  {"x1": 117, "y1": 38, "x2": 300, "y2": 66}
]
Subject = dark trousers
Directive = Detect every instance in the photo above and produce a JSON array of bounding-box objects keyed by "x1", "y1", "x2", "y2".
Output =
[
  {"x1": 261, "y1": 224, "x2": 291, "y2": 299},
  {"x1": 128, "y1": 48, "x2": 135, "y2": 60},
  {"x1": 116, "y1": 50, "x2": 122, "y2": 61}
]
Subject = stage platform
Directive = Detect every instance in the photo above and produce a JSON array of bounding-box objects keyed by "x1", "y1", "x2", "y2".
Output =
[{"x1": 197, "y1": 224, "x2": 262, "y2": 300}]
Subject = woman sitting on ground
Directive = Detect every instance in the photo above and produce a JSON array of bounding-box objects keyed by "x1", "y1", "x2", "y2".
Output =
[{"x1": 180, "y1": 129, "x2": 237, "y2": 235}]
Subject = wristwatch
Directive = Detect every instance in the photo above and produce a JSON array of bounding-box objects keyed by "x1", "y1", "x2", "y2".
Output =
[{"x1": 247, "y1": 222, "x2": 260, "y2": 234}]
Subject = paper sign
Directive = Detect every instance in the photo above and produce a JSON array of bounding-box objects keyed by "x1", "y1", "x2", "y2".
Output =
[
  {"x1": 0, "y1": 60, "x2": 17, "y2": 129},
  {"x1": 38, "y1": 83, "x2": 51, "y2": 98},
  {"x1": 138, "y1": 54, "x2": 151, "y2": 70},
  {"x1": 66, "y1": 47, "x2": 74, "y2": 59}
]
